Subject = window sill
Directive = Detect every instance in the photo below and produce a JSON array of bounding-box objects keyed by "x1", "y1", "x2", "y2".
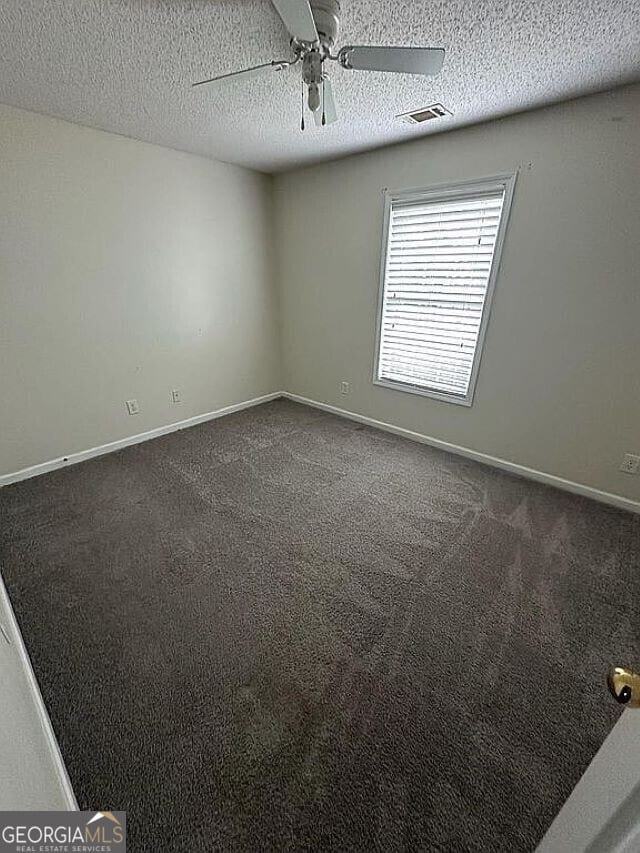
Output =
[{"x1": 373, "y1": 377, "x2": 474, "y2": 407}]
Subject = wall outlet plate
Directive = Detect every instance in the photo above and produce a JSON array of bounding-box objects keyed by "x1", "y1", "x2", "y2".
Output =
[
  {"x1": 620, "y1": 453, "x2": 640, "y2": 475},
  {"x1": 126, "y1": 399, "x2": 140, "y2": 415},
  {"x1": 171, "y1": 390, "x2": 181, "y2": 404},
  {"x1": 340, "y1": 381, "x2": 350, "y2": 395}
]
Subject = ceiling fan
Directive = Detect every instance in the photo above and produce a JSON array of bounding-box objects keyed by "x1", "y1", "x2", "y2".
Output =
[{"x1": 192, "y1": 0, "x2": 445, "y2": 128}]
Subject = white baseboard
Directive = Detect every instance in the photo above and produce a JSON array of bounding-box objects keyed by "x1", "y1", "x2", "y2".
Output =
[
  {"x1": 3, "y1": 389, "x2": 638, "y2": 515},
  {"x1": 283, "y1": 392, "x2": 640, "y2": 515},
  {"x1": 0, "y1": 392, "x2": 284, "y2": 488}
]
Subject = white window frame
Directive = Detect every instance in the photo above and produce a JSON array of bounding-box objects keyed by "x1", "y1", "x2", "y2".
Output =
[{"x1": 373, "y1": 173, "x2": 517, "y2": 407}]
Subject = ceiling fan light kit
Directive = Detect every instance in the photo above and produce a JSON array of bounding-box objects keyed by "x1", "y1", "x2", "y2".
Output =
[{"x1": 193, "y1": 0, "x2": 445, "y2": 130}]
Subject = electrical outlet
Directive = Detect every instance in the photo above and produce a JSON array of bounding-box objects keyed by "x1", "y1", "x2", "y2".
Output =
[
  {"x1": 340, "y1": 381, "x2": 350, "y2": 395},
  {"x1": 125, "y1": 399, "x2": 140, "y2": 415},
  {"x1": 620, "y1": 453, "x2": 640, "y2": 475},
  {"x1": 171, "y1": 389, "x2": 181, "y2": 404}
]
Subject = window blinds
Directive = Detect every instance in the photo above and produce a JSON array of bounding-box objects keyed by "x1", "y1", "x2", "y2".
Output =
[{"x1": 377, "y1": 186, "x2": 507, "y2": 400}]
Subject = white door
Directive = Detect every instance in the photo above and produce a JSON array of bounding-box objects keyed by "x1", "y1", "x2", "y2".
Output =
[
  {"x1": 538, "y1": 670, "x2": 640, "y2": 852},
  {"x1": 0, "y1": 576, "x2": 76, "y2": 810}
]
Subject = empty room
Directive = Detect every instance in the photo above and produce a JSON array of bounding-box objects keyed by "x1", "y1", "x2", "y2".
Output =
[{"x1": 1, "y1": 0, "x2": 639, "y2": 850}]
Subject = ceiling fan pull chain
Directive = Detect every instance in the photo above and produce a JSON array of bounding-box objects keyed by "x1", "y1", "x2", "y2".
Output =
[
  {"x1": 300, "y1": 79, "x2": 305, "y2": 131},
  {"x1": 322, "y1": 78, "x2": 326, "y2": 126}
]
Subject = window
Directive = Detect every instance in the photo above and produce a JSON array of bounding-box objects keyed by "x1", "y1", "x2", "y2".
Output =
[{"x1": 374, "y1": 175, "x2": 516, "y2": 405}]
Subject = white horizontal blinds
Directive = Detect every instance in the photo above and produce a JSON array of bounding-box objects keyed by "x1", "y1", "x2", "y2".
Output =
[{"x1": 378, "y1": 188, "x2": 505, "y2": 397}]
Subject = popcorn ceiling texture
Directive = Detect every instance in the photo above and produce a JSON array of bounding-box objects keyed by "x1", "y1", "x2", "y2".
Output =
[{"x1": 0, "y1": 0, "x2": 638, "y2": 172}]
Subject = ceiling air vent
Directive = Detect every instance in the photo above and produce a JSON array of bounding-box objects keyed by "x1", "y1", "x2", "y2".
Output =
[{"x1": 397, "y1": 103, "x2": 452, "y2": 124}]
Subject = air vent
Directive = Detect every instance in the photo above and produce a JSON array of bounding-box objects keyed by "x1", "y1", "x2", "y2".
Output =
[{"x1": 397, "y1": 103, "x2": 452, "y2": 124}]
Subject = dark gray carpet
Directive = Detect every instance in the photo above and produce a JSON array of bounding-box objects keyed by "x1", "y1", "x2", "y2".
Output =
[{"x1": 1, "y1": 399, "x2": 638, "y2": 852}]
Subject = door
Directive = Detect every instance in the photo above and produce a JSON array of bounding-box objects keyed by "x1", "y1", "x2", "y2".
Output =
[
  {"x1": 0, "y1": 575, "x2": 76, "y2": 809},
  {"x1": 537, "y1": 669, "x2": 640, "y2": 852}
]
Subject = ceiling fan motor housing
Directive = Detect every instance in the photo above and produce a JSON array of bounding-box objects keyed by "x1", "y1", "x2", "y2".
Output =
[{"x1": 310, "y1": 0, "x2": 341, "y2": 48}]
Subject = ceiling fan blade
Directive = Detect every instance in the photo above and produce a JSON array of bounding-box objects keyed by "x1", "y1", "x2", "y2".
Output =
[
  {"x1": 192, "y1": 60, "x2": 290, "y2": 88},
  {"x1": 338, "y1": 46, "x2": 445, "y2": 76},
  {"x1": 271, "y1": 0, "x2": 318, "y2": 43},
  {"x1": 314, "y1": 77, "x2": 338, "y2": 126}
]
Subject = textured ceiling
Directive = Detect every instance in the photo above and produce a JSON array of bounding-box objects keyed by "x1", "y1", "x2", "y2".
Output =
[{"x1": 0, "y1": 0, "x2": 638, "y2": 173}]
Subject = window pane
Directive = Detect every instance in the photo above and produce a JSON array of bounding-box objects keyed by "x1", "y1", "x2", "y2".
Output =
[{"x1": 377, "y1": 184, "x2": 509, "y2": 401}]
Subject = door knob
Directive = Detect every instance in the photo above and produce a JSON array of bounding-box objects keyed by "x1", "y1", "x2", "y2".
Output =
[{"x1": 608, "y1": 667, "x2": 640, "y2": 707}]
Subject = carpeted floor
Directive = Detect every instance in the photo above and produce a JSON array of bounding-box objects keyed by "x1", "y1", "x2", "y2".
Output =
[{"x1": 1, "y1": 398, "x2": 638, "y2": 851}]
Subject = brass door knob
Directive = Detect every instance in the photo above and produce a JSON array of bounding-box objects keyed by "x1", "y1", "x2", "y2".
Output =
[{"x1": 608, "y1": 667, "x2": 640, "y2": 707}]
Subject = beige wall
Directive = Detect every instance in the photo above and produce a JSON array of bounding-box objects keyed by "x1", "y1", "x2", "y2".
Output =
[
  {"x1": 274, "y1": 84, "x2": 640, "y2": 502},
  {"x1": 0, "y1": 104, "x2": 281, "y2": 476},
  {"x1": 2, "y1": 87, "x2": 639, "y2": 502}
]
